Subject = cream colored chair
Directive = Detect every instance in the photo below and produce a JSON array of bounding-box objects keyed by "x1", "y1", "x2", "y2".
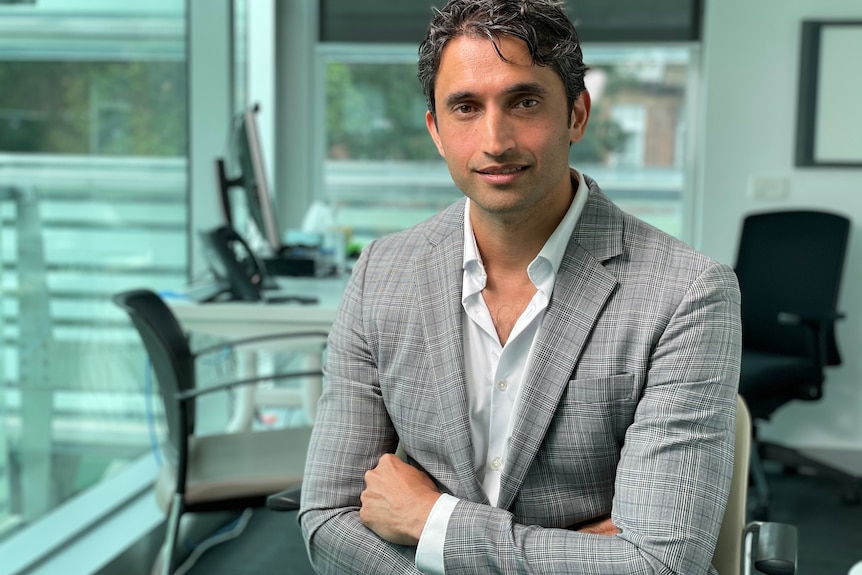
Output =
[{"x1": 713, "y1": 395, "x2": 798, "y2": 575}]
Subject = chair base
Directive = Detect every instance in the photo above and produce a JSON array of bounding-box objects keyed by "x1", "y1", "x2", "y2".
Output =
[
  {"x1": 154, "y1": 507, "x2": 255, "y2": 575},
  {"x1": 751, "y1": 440, "x2": 862, "y2": 520}
]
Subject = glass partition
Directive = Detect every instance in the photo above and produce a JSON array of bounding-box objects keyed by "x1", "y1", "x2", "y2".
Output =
[{"x1": 0, "y1": 0, "x2": 187, "y2": 545}]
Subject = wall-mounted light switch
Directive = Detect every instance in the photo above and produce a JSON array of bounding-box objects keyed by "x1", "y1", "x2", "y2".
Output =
[{"x1": 749, "y1": 176, "x2": 790, "y2": 200}]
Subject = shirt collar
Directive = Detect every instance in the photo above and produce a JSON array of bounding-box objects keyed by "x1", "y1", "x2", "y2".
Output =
[
  {"x1": 462, "y1": 168, "x2": 590, "y2": 295},
  {"x1": 537, "y1": 168, "x2": 589, "y2": 275}
]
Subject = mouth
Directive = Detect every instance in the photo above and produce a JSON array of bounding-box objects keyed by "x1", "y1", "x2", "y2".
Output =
[{"x1": 477, "y1": 165, "x2": 528, "y2": 176}]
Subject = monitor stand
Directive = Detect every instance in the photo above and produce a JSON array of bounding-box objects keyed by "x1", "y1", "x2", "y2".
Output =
[{"x1": 185, "y1": 278, "x2": 233, "y2": 303}]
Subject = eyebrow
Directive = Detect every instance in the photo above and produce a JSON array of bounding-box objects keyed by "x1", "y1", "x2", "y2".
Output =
[{"x1": 442, "y1": 82, "x2": 551, "y2": 109}]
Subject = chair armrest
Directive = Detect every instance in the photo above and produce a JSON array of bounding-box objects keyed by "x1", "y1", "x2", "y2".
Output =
[
  {"x1": 777, "y1": 310, "x2": 845, "y2": 328},
  {"x1": 743, "y1": 521, "x2": 798, "y2": 575},
  {"x1": 267, "y1": 486, "x2": 302, "y2": 511},
  {"x1": 176, "y1": 370, "x2": 323, "y2": 402},
  {"x1": 777, "y1": 310, "x2": 845, "y2": 371},
  {"x1": 193, "y1": 331, "x2": 329, "y2": 358}
]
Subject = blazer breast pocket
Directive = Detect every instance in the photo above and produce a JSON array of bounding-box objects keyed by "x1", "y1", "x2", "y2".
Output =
[
  {"x1": 567, "y1": 373, "x2": 638, "y2": 404},
  {"x1": 537, "y1": 374, "x2": 639, "y2": 484},
  {"x1": 550, "y1": 373, "x2": 639, "y2": 449}
]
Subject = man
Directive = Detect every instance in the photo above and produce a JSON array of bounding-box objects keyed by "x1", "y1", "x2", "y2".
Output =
[{"x1": 299, "y1": 0, "x2": 741, "y2": 573}]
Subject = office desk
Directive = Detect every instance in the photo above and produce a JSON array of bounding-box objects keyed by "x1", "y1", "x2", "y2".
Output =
[
  {"x1": 167, "y1": 276, "x2": 347, "y2": 428},
  {"x1": 169, "y1": 276, "x2": 346, "y2": 339}
]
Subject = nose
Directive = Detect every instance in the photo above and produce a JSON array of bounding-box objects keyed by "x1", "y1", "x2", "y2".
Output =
[{"x1": 480, "y1": 107, "x2": 515, "y2": 157}]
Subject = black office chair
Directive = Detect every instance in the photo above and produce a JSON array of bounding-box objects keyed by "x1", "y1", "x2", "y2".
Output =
[
  {"x1": 734, "y1": 209, "x2": 857, "y2": 520},
  {"x1": 113, "y1": 289, "x2": 328, "y2": 575}
]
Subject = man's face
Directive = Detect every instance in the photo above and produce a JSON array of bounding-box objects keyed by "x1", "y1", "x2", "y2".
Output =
[{"x1": 426, "y1": 34, "x2": 590, "y2": 222}]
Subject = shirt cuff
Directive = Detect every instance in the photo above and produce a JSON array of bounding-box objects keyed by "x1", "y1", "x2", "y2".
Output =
[{"x1": 415, "y1": 493, "x2": 459, "y2": 575}]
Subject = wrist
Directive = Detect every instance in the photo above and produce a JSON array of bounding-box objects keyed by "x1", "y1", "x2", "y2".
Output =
[
  {"x1": 415, "y1": 494, "x2": 459, "y2": 574},
  {"x1": 411, "y1": 493, "x2": 443, "y2": 540}
]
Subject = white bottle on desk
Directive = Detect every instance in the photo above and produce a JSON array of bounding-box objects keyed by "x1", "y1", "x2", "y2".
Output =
[{"x1": 301, "y1": 201, "x2": 346, "y2": 275}]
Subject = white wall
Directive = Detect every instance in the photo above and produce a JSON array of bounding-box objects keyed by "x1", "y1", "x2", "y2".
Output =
[{"x1": 699, "y1": 0, "x2": 862, "y2": 450}]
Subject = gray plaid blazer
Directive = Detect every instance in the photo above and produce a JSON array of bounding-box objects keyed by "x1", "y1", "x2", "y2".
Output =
[{"x1": 300, "y1": 176, "x2": 741, "y2": 574}]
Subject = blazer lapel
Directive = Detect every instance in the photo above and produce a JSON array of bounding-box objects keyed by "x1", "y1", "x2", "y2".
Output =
[
  {"x1": 496, "y1": 187, "x2": 622, "y2": 511},
  {"x1": 413, "y1": 202, "x2": 489, "y2": 504}
]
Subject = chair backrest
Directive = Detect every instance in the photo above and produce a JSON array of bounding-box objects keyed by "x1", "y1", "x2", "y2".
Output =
[
  {"x1": 734, "y1": 210, "x2": 850, "y2": 363},
  {"x1": 113, "y1": 289, "x2": 196, "y2": 460},
  {"x1": 712, "y1": 394, "x2": 752, "y2": 575}
]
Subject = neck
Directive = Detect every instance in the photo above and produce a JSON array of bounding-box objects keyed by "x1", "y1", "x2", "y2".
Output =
[
  {"x1": 473, "y1": 217, "x2": 545, "y2": 274},
  {"x1": 471, "y1": 182, "x2": 574, "y2": 274}
]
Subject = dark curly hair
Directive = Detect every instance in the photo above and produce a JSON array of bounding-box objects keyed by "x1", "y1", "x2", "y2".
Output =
[{"x1": 418, "y1": 0, "x2": 588, "y2": 121}]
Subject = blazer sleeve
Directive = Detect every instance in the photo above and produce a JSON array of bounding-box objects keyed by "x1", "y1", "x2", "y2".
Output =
[
  {"x1": 440, "y1": 261, "x2": 741, "y2": 574},
  {"x1": 298, "y1": 243, "x2": 422, "y2": 574}
]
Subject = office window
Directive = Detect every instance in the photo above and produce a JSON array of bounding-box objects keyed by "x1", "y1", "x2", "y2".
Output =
[
  {"x1": 0, "y1": 62, "x2": 185, "y2": 155},
  {"x1": 318, "y1": 44, "x2": 697, "y2": 244},
  {"x1": 608, "y1": 105, "x2": 647, "y2": 167},
  {"x1": 0, "y1": 1, "x2": 186, "y2": 545}
]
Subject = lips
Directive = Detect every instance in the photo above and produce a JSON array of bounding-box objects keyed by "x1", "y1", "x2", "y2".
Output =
[{"x1": 477, "y1": 165, "x2": 527, "y2": 175}]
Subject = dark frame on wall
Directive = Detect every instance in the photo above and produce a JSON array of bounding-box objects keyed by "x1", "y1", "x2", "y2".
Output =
[{"x1": 795, "y1": 20, "x2": 862, "y2": 168}]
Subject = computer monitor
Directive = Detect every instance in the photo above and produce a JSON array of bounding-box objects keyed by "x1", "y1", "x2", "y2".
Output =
[{"x1": 215, "y1": 103, "x2": 282, "y2": 255}]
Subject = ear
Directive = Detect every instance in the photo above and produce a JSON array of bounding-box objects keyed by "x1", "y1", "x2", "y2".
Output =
[
  {"x1": 425, "y1": 110, "x2": 446, "y2": 158},
  {"x1": 568, "y1": 90, "x2": 591, "y2": 144}
]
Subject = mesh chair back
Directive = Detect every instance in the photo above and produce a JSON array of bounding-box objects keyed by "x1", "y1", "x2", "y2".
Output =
[
  {"x1": 734, "y1": 210, "x2": 850, "y2": 363},
  {"x1": 113, "y1": 289, "x2": 196, "y2": 459}
]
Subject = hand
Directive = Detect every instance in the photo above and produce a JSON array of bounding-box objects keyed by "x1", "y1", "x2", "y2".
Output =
[
  {"x1": 360, "y1": 453, "x2": 441, "y2": 546},
  {"x1": 576, "y1": 516, "x2": 619, "y2": 536}
]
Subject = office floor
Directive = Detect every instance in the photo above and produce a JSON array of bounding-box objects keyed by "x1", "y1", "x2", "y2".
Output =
[
  {"x1": 181, "y1": 469, "x2": 862, "y2": 575},
  {"x1": 761, "y1": 471, "x2": 862, "y2": 575}
]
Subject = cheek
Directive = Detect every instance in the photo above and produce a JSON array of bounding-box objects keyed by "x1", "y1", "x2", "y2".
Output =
[
  {"x1": 437, "y1": 130, "x2": 474, "y2": 164},
  {"x1": 521, "y1": 121, "x2": 570, "y2": 155}
]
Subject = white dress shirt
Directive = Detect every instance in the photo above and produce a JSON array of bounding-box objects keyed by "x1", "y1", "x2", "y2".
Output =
[{"x1": 415, "y1": 170, "x2": 589, "y2": 574}]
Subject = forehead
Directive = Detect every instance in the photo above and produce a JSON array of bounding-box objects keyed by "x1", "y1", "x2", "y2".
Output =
[{"x1": 434, "y1": 34, "x2": 565, "y2": 100}]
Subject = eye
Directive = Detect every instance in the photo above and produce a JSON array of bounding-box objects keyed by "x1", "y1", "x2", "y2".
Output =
[
  {"x1": 517, "y1": 98, "x2": 539, "y2": 109},
  {"x1": 454, "y1": 104, "x2": 475, "y2": 115}
]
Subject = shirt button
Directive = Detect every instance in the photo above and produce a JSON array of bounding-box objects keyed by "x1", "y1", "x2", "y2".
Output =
[
  {"x1": 497, "y1": 380, "x2": 508, "y2": 391},
  {"x1": 491, "y1": 457, "x2": 503, "y2": 471}
]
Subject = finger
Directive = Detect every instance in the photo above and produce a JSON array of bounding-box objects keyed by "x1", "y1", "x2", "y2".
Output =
[{"x1": 577, "y1": 517, "x2": 619, "y2": 536}]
